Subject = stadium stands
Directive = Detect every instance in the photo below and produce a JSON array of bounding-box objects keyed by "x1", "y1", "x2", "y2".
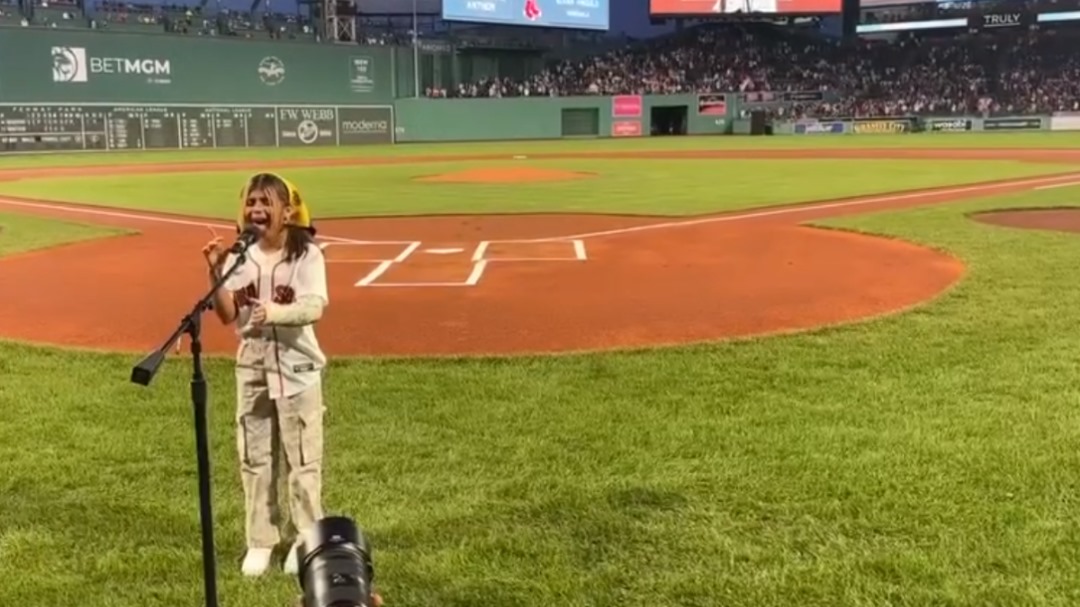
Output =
[
  {"x1": 8, "y1": 0, "x2": 1080, "y2": 120},
  {"x1": 5, "y1": 0, "x2": 318, "y2": 39},
  {"x1": 433, "y1": 19, "x2": 1080, "y2": 119}
]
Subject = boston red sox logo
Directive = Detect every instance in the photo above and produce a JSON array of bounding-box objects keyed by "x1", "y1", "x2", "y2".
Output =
[
  {"x1": 272, "y1": 285, "x2": 296, "y2": 305},
  {"x1": 232, "y1": 283, "x2": 296, "y2": 308},
  {"x1": 523, "y1": 0, "x2": 541, "y2": 20},
  {"x1": 233, "y1": 283, "x2": 258, "y2": 309}
]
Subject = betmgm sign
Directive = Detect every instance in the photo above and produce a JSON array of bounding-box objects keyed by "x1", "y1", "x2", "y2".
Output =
[{"x1": 51, "y1": 46, "x2": 172, "y2": 85}]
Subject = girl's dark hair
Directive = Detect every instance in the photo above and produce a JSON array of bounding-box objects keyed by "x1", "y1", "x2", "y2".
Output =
[
  {"x1": 284, "y1": 224, "x2": 316, "y2": 263},
  {"x1": 243, "y1": 173, "x2": 316, "y2": 263}
]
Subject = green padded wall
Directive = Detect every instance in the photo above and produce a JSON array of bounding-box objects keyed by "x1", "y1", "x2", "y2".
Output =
[{"x1": 0, "y1": 27, "x2": 395, "y2": 104}]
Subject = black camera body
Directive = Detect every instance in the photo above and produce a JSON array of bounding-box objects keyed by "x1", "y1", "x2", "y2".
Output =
[{"x1": 297, "y1": 516, "x2": 376, "y2": 607}]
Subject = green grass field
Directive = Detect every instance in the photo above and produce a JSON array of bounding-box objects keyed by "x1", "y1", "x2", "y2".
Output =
[
  {"x1": 0, "y1": 157, "x2": 1075, "y2": 218},
  {"x1": 4, "y1": 136, "x2": 1080, "y2": 607},
  {"x1": 0, "y1": 131, "x2": 1077, "y2": 169}
]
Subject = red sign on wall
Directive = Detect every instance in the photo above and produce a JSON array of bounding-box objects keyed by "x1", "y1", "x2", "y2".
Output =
[
  {"x1": 697, "y1": 94, "x2": 727, "y2": 116},
  {"x1": 612, "y1": 120, "x2": 643, "y2": 137},
  {"x1": 612, "y1": 95, "x2": 643, "y2": 118}
]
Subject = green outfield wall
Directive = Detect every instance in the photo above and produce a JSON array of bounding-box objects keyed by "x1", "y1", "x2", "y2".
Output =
[
  {"x1": 769, "y1": 115, "x2": 1055, "y2": 135},
  {"x1": 392, "y1": 94, "x2": 732, "y2": 142},
  {"x1": 0, "y1": 27, "x2": 746, "y2": 151},
  {"x1": 11, "y1": 28, "x2": 1064, "y2": 149},
  {"x1": 0, "y1": 27, "x2": 404, "y2": 104}
]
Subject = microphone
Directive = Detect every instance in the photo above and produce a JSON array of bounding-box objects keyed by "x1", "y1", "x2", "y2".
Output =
[{"x1": 229, "y1": 224, "x2": 262, "y2": 254}]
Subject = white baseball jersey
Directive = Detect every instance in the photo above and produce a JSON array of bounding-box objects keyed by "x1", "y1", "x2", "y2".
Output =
[{"x1": 222, "y1": 241, "x2": 328, "y2": 400}]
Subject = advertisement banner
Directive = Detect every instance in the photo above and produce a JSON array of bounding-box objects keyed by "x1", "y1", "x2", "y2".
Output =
[
  {"x1": 337, "y1": 106, "x2": 394, "y2": 145},
  {"x1": 612, "y1": 95, "x2": 642, "y2": 118},
  {"x1": 697, "y1": 94, "x2": 727, "y2": 115},
  {"x1": 1051, "y1": 112, "x2": 1080, "y2": 131},
  {"x1": 737, "y1": 90, "x2": 825, "y2": 105},
  {"x1": 861, "y1": 0, "x2": 941, "y2": 5},
  {"x1": 650, "y1": 0, "x2": 840, "y2": 14},
  {"x1": 851, "y1": 119, "x2": 912, "y2": 134},
  {"x1": 983, "y1": 117, "x2": 1043, "y2": 131},
  {"x1": 443, "y1": 0, "x2": 609, "y2": 31},
  {"x1": 0, "y1": 28, "x2": 394, "y2": 105},
  {"x1": 969, "y1": 11, "x2": 1034, "y2": 29},
  {"x1": 856, "y1": 18, "x2": 966, "y2": 33},
  {"x1": 926, "y1": 118, "x2": 972, "y2": 132},
  {"x1": 794, "y1": 121, "x2": 845, "y2": 135},
  {"x1": 611, "y1": 120, "x2": 642, "y2": 137},
  {"x1": 783, "y1": 91, "x2": 826, "y2": 102}
]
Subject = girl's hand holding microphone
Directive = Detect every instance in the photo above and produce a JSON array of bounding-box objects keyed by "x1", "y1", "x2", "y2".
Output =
[{"x1": 203, "y1": 228, "x2": 270, "y2": 327}]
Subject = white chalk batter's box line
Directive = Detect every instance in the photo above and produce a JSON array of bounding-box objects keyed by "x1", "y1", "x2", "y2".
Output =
[
  {"x1": 318, "y1": 239, "x2": 587, "y2": 288},
  {"x1": 319, "y1": 239, "x2": 587, "y2": 263}
]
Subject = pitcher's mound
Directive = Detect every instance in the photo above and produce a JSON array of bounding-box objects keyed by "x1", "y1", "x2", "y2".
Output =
[{"x1": 416, "y1": 167, "x2": 594, "y2": 184}]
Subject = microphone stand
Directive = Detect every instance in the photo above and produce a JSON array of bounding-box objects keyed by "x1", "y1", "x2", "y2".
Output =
[{"x1": 130, "y1": 240, "x2": 253, "y2": 607}]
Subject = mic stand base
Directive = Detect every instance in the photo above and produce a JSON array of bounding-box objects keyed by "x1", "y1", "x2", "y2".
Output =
[
  {"x1": 188, "y1": 310, "x2": 219, "y2": 607},
  {"x1": 131, "y1": 249, "x2": 251, "y2": 607}
]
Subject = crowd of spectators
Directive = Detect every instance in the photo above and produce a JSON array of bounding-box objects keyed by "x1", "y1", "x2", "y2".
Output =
[
  {"x1": 90, "y1": 1, "x2": 316, "y2": 38},
  {"x1": 433, "y1": 21, "x2": 1080, "y2": 119},
  {"x1": 8, "y1": 0, "x2": 1080, "y2": 119}
]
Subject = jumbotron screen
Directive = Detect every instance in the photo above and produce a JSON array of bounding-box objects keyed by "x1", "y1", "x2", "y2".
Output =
[
  {"x1": 443, "y1": 0, "x2": 610, "y2": 30},
  {"x1": 650, "y1": 0, "x2": 840, "y2": 14}
]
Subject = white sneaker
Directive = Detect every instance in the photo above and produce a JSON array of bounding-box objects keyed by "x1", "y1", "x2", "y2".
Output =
[
  {"x1": 242, "y1": 548, "x2": 274, "y2": 577},
  {"x1": 283, "y1": 543, "x2": 300, "y2": 575}
]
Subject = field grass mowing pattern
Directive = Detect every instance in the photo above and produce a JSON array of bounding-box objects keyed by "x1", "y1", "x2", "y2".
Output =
[
  {"x1": 0, "y1": 158, "x2": 1075, "y2": 219},
  {"x1": 4, "y1": 187, "x2": 1080, "y2": 605}
]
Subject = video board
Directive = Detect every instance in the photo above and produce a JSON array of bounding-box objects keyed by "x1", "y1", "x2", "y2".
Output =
[
  {"x1": 442, "y1": 0, "x2": 609, "y2": 30},
  {"x1": 650, "y1": 0, "x2": 840, "y2": 14}
]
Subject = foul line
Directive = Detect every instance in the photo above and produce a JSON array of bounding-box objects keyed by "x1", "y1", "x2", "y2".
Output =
[
  {"x1": 1, "y1": 170, "x2": 1077, "y2": 249},
  {"x1": 0, "y1": 197, "x2": 370, "y2": 245},
  {"x1": 506, "y1": 171, "x2": 1080, "y2": 243},
  {"x1": 1035, "y1": 181, "x2": 1080, "y2": 190}
]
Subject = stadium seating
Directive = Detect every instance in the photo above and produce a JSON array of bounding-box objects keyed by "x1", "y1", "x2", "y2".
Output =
[{"x1": 435, "y1": 20, "x2": 1080, "y2": 118}]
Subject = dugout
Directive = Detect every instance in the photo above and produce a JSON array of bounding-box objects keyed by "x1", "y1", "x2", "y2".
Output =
[{"x1": 650, "y1": 105, "x2": 689, "y2": 135}]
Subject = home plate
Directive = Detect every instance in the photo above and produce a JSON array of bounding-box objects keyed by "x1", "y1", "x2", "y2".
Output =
[{"x1": 425, "y1": 247, "x2": 464, "y2": 254}]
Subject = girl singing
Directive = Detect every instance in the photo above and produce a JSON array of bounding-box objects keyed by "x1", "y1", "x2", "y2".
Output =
[{"x1": 202, "y1": 172, "x2": 328, "y2": 577}]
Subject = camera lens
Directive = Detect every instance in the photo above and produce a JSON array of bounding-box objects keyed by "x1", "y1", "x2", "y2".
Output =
[{"x1": 298, "y1": 517, "x2": 374, "y2": 607}]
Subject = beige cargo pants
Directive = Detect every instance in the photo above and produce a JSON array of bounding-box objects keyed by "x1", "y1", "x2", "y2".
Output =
[{"x1": 234, "y1": 339, "x2": 325, "y2": 550}]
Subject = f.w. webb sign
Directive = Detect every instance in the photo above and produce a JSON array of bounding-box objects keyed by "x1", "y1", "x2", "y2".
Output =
[
  {"x1": 51, "y1": 46, "x2": 172, "y2": 85},
  {"x1": 275, "y1": 105, "x2": 394, "y2": 147}
]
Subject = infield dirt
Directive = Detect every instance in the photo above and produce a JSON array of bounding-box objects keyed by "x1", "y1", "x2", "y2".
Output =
[{"x1": 0, "y1": 147, "x2": 1075, "y2": 357}]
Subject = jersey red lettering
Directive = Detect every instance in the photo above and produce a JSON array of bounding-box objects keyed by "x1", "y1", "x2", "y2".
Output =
[
  {"x1": 273, "y1": 285, "x2": 296, "y2": 305},
  {"x1": 234, "y1": 283, "x2": 258, "y2": 308}
]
